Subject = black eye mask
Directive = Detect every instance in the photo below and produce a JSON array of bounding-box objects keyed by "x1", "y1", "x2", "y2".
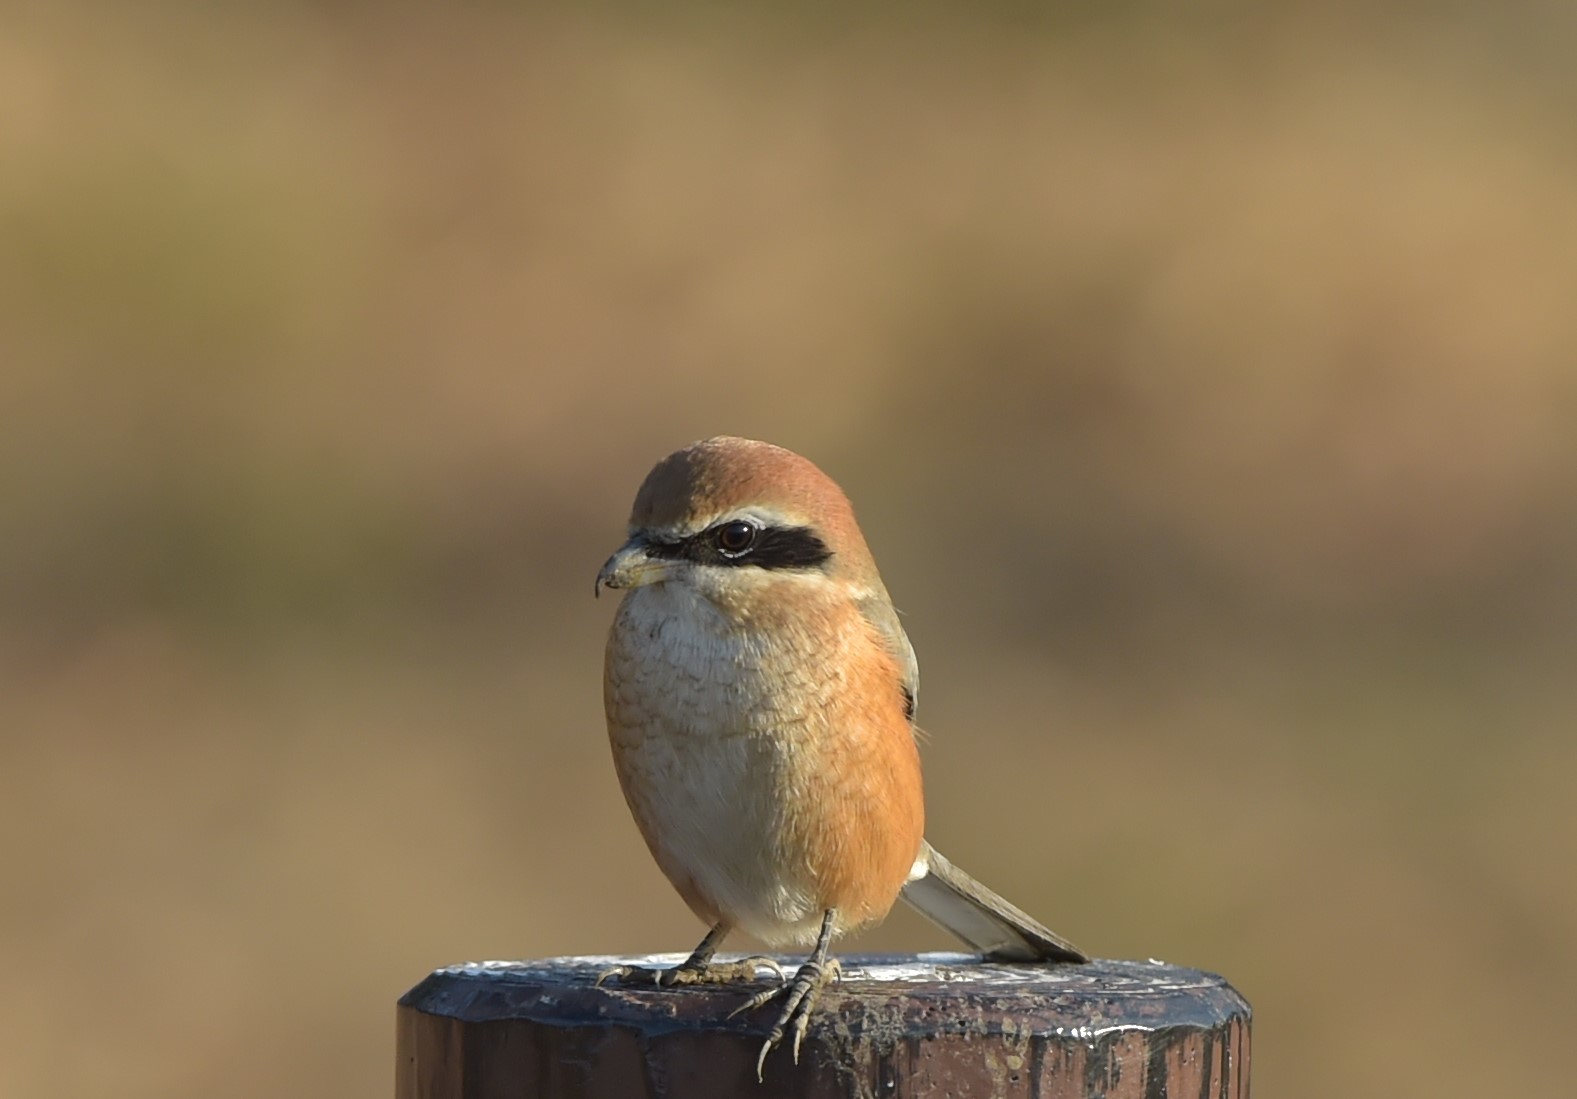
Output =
[{"x1": 644, "y1": 523, "x2": 833, "y2": 572}]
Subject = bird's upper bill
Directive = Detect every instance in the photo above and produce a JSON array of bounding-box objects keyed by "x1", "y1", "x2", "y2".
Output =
[{"x1": 594, "y1": 537, "x2": 675, "y2": 596}]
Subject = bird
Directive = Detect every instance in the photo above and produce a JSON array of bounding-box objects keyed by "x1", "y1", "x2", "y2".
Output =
[{"x1": 594, "y1": 436, "x2": 1085, "y2": 1077}]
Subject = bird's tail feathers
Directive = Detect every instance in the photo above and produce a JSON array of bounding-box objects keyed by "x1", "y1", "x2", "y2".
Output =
[{"x1": 900, "y1": 842, "x2": 1086, "y2": 963}]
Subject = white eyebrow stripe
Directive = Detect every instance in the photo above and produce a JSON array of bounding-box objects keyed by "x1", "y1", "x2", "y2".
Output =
[
  {"x1": 725, "y1": 507, "x2": 805, "y2": 529},
  {"x1": 643, "y1": 507, "x2": 810, "y2": 541}
]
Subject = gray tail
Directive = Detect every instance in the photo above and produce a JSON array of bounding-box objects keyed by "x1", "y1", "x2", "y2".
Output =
[{"x1": 900, "y1": 842, "x2": 1086, "y2": 963}]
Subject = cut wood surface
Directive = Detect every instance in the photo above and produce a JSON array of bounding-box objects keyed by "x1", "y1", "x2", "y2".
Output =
[{"x1": 397, "y1": 953, "x2": 1251, "y2": 1098}]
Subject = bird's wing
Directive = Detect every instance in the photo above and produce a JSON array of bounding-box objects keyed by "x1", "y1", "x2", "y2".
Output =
[{"x1": 856, "y1": 593, "x2": 919, "y2": 723}]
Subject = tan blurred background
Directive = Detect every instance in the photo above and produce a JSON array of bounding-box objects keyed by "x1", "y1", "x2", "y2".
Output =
[{"x1": 3, "y1": 4, "x2": 1576, "y2": 1097}]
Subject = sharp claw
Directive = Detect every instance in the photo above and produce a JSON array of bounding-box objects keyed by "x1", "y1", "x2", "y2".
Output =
[
  {"x1": 755, "y1": 1016, "x2": 790, "y2": 1079},
  {"x1": 739, "y1": 955, "x2": 787, "y2": 983}
]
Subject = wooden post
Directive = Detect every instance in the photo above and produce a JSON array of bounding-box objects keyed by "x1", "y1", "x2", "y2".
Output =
[{"x1": 396, "y1": 954, "x2": 1250, "y2": 1098}]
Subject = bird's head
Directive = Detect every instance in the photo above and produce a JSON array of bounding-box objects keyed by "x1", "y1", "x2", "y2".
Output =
[{"x1": 595, "y1": 436, "x2": 888, "y2": 609}]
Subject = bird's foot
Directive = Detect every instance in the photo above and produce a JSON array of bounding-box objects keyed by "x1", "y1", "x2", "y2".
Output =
[
  {"x1": 728, "y1": 956, "x2": 842, "y2": 1080},
  {"x1": 595, "y1": 955, "x2": 786, "y2": 989}
]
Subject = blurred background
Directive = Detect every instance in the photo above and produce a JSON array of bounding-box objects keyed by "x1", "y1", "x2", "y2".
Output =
[{"x1": 3, "y1": 3, "x2": 1575, "y2": 1097}]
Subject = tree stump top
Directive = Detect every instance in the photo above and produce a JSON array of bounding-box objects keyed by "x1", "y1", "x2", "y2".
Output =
[{"x1": 397, "y1": 953, "x2": 1251, "y2": 1098}]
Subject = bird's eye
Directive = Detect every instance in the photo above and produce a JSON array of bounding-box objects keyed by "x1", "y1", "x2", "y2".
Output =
[{"x1": 714, "y1": 520, "x2": 757, "y2": 555}]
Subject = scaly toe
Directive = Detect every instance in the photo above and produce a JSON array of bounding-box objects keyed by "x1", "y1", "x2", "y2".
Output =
[
  {"x1": 726, "y1": 983, "x2": 784, "y2": 1020},
  {"x1": 659, "y1": 957, "x2": 785, "y2": 988},
  {"x1": 742, "y1": 957, "x2": 840, "y2": 1080},
  {"x1": 790, "y1": 1005, "x2": 812, "y2": 1065}
]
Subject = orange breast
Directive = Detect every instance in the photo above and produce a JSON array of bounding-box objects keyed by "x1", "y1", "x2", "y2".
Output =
[{"x1": 780, "y1": 608, "x2": 924, "y2": 929}]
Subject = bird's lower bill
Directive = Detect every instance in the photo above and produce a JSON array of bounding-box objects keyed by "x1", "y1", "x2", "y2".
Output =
[{"x1": 596, "y1": 541, "x2": 678, "y2": 595}]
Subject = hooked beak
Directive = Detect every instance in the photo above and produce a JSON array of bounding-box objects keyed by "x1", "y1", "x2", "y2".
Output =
[{"x1": 595, "y1": 537, "x2": 678, "y2": 597}]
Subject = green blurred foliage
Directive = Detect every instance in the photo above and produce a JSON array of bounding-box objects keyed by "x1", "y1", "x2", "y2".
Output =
[{"x1": 2, "y1": 4, "x2": 1575, "y2": 1097}]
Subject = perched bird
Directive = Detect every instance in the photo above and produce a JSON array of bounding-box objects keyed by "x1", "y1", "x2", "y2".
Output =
[{"x1": 595, "y1": 436, "x2": 1085, "y2": 1076}]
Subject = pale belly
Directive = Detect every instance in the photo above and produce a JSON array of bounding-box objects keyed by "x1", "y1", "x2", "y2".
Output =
[
  {"x1": 614, "y1": 720, "x2": 824, "y2": 944},
  {"x1": 604, "y1": 582, "x2": 906, "y2": 946}
]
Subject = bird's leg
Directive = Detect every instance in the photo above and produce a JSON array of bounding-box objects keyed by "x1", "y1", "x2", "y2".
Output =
[
  {"x1": 595, "y1": 923, "x2": 786, "y2": 988},
  {"x1": 728, "y1": 909, "x2": 842, "y2": 1080}
]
